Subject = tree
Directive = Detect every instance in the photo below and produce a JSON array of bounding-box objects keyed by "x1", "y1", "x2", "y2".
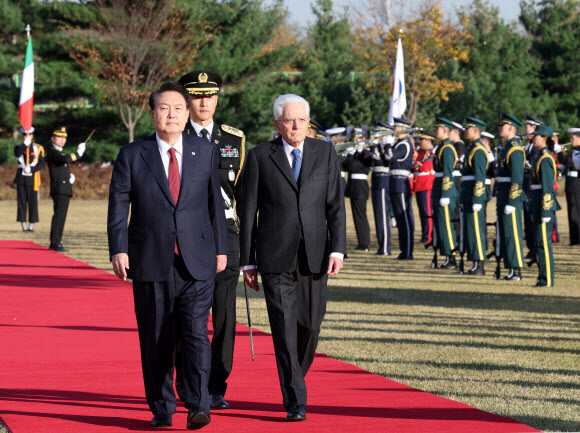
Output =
[
  {"x1": 66, "y1": 0, "x2": 209, "y2": 142},
  {"x1": 355, "y1": 0, "x2": 471, "y2": 122}
]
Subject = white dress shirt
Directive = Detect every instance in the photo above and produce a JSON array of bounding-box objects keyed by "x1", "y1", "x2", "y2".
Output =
[
  {"x1": 241, "y1": 137, "x2": 344, "y2": 271},
  {"x1": 190, "y1": 119, "x2": 214, "y2": 142},
  {"x1": 156, "y1": 133, "x2": 183, "y2": 178}
]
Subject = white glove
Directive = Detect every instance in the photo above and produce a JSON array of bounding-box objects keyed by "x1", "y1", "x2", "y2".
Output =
[
  {"x1": 23, "y1": 166, "x2": 31, "y2": 174},
  {"x1": 504, "y1": 205, "x2": 516, "y2": 215},
  {"x1": 69, "y1": 173, "x2": 76, "y2": 184},
  {"x1": 439, "y1": 197, "x2": 450, "y2": 207},
  {"x1": 553, "y1": 143, "x2": 562, "y2": 153},
  {"x1": 23, "y1": 136, "x2": 32, "y2": 146},
  {"x1": 356, "y1": 143, "x2": 365, "y2": 153},
  {"x1": 542, "y1": 217, "x2": 551, "y2": 223},
  {"x1": 487, "y1": 151, "x2": 495, "y2": 163},
  {"x1": 472, "y1": 203, "x2": 482, "y2": 212},
  {"x1": 77, "y1": 142, "x2": 86, "y2": 157},
  {"x1": 346, "y1": 146, "x2": 355, "y2": 155}
]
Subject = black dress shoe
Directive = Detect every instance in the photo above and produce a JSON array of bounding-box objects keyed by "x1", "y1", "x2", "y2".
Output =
[
  {"x1": 355, "y1": 246, "x2": 369, "y2": 251},
  {"x1": 533, "y1": 282, "x2": 552, "y2": 287},
  {"x1": 467, "y1": 261, "x2": 485, "y2": 275},
  {"x1": 502, "y1": 268, "x2": 522, "y2": 281},
  {"x1": 375, "y1": 251, "x2": 390, "y2": 256},
  {"x1": 187, "y1": 410, "x2": 210, "y2": 430},
  {"x1": 286, "y1": 407, "x2": 306, "y2": 422},
  {"x1": 150, "y1": 415, "x2": 172, "y2": 427},
  {"x1": 210, "y1": 394, "x2": 229, "y2": 409},
  {"x1": 395, "y1": 254, "x2": 414, "y2": 260},
  {"x1": 439, "y1": 256, "x2": 457, "y2": 269}
]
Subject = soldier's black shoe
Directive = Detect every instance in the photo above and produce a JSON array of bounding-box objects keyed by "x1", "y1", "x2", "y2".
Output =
[
  {"x1": 375, "y1": 251, "x2": 390, "y2": 256},
  {"x1": 467, "y1": 261, "x2": 485, "y2": 275},
  {"x1": 355, "y1": 246, "x2": 369, "y2": 251},
  {"x1": 49, "y1": 244, "x2": 68, "y2": 252},
  {"x1": 395, "y1": 254, "x2": 414, "y2": 260},
  {"x1": 440, "y1": 256, "x2": 457, "y2": 269},
  {"x1": 502, "y1": 268, "x2": 522, "y2": 281},
  {"x1": 524, "y1": 251, "x2": 535, "y2": 260},
  {"x1": 210, "y1": 394, "x2": 230, "y2": 409},
  {"x1": 533, "y1": 282, "x2": 552, "y2": 287}
]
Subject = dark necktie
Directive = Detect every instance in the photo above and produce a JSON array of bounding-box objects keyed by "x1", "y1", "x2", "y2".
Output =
[
  {"x1": 200, "y1": 128, "x2": 210, "y2": 142},
  {"x1": 168, "y1": 147, "x2": 180, "y2": 254},
  {"x1": 291, "y1": 148, "x2": 302, "y2": 182}
]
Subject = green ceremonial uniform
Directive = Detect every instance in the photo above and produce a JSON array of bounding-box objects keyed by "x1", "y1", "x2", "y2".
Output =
[
  {"x1": 531, "y1": 146, "x2": 561, "y2": 286},
  {"x1": 432, "y1": 138, "x2": 458, "y2": 256},
  {"x1": 460, "y1": 138, "x2": 490, "y2": 261},
  {"x1": 496, "y1": 137, "x2": 526, "y2": 269}
]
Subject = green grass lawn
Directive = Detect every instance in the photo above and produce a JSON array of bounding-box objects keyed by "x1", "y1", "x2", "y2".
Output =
[{"x1": 0, "y1": 197, "x2": 578, "y2": 432}]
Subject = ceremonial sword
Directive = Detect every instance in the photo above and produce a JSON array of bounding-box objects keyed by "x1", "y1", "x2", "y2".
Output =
[{"x1": 242, "y1": 279, "x2": 255, "y2": 361}]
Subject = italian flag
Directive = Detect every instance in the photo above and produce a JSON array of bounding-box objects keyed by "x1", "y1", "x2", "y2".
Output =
[{"x1": 18, "y1": 35, "x2": 34, "y2": 132}]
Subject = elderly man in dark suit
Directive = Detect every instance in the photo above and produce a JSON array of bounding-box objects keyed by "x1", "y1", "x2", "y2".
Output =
[
  {"x1": 107, "y1": 82, "x2": 228, "y2": 430},
  {"x1": 239, "y1": 94, "x2": 347, "y2": 422}
]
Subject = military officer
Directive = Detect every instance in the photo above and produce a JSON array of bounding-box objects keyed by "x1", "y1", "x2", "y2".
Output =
[
  {"x1": 344, "y1": 142, "x2": 371, "y2": 251},
  {"x1": 412, "y1": 131, "x2": 435, "y2": 244},
  {"x1": 523, "y1": 115, "x2": 544, "y2": 259},
  {"x1": 432, "y1": 117, "x2": 459, "y2": 269},
  {"x1": 529, "y1": 125, "x2": 561, "y2": 287},
  {"x1": 450, "y1": 121, "x2": 467, "y2": 239},
  {"x1": 14, "y1": 126, "x2": 45, "y2": 232},
  {"x1": 481, "y1": 131, "x2": 497, "y2": 243},
  {"x1": 381, "y1": 117, "x2": 415, "y2": 260},
  {"x1": 307, "y1": 119, "x2": 328, "y2": 140},
  {"x1": 359, "y1": 121, "x2": 393, "y2": 255},
  {"x1": 558, "y1": 128, "x2": 580, "y2": 245},
  {"x1": 45, "y1": 126, "x2": 85, "y2": 252},
  {"x1": 177, "y1": 70, "x2": 245, "y2": 410},
  {"x1": 496, "y1": 114, "x2": 526, "y2": 280},
  {"x1": 327, "y1": 127, "x2": 348, "y2": 192},
  {"x1": 460, "y1": 117, "x2": 490, "y2": 275}
]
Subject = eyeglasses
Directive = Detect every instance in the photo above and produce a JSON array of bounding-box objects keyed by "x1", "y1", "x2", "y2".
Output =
[{"x1": 278, "y1": 118, "x2": 309, "y2": 125}]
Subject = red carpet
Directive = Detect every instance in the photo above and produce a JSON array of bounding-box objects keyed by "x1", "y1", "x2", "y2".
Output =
[{"x1": 0, "y1": 240, "x2": 540, "y2": 432}]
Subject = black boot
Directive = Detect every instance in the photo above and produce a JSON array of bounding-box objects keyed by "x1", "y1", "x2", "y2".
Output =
[
  {"x1": 440, "y1": 256, "x2": 457, "y2": 269},
  {"x1": 502, "y1": 267, "x2": 522, "y2": 281},
  {"x1": 467, "y1": 261, "x2": 485, "y2": 275}
]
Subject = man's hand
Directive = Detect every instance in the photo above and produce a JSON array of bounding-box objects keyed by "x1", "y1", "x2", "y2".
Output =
[
  {"x1": 504, "y1": 205, "x2": 516, "y2": 215},
  {"x1": 542, "y1": 217, "x2": 551, "y2": 223},
  {"x1": 553, "y1": 143, "x2": 562, "y2": 153},
  {"x1": 243, "y1": 269, "x2": 260, "y2": 292},
  {"x1": 23, "y1": 166, "x2": 31, "y2": 174},
  {"x1": 327, "y1": 257, "x2": 343, "y2": 276},
  {"x1": 472, "y1": 203, "x2": 482, "y2": 212},
  {"x1": 23, "y1": 136, "x2": 32, "y2": 146},
  {"x1": 77, "y1": 142, "x2": 86, "y2": 157},
  {"x1": 216, "y1": 254, "x2": 227, "y2": 273},
  {"x1": 439, "y1": 197, "x2": 450, "y2": 207},
  {"x1": 112, "y1": 253, "x2": 129, "y2": 281}
]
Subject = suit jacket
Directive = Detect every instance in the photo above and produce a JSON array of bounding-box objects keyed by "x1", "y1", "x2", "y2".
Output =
[
  {"x1": 107, "y1": 133, "x2": 228, "y2": 282},
  {"x1": 45, "y1": 145, "x2": 81, "y2": 197},
  {"x1": 239, "y1": 136, "x2": 346, "y2": 274}
]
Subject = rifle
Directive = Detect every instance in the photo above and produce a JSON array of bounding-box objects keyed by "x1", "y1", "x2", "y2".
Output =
[
  {"x1": 485, "y1": 217, "x2": 502, "y2": 279},
  {"x1": 425, "y1": 215, "x2": 438, "y2": 268}
]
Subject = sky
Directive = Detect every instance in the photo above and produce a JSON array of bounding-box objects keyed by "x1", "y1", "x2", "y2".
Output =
[{"x1": 278, "y1": 0, "x2": 521, "y2": 31}]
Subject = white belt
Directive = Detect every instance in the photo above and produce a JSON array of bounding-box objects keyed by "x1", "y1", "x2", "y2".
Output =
[
  {"x1": 462, "y1": 175, "x2": 475, "y2": 181},
  {"x1": 434, "y1": 172, "x2": 443, "y2": 178},
  {"x1": 531, "y1": 184, "x2": 542, "y2": 190},
  {"x1": 350, "y1": 173, "x2": 368, "y2": 180},
  {"x1": 372, "y1": 166, "x2": 389, "y2": 173},
  {"x1": 390, "y1": 169, "x2": 411, "y2": 176},
  {"x1": 453, "y1": 170, "x2": 462, "y2": 177},
  {"x1": 341, "y1": 171, "x2": 345, "y2": 178},
  {"x1": 497, "y1": 177, "x2": 512, "y2": 182},
  {"x1": 568, "y1": 170, "x2": 578, "y2": 178},
  {"x1": 485, "y1": 178, "x2": 491, "y2": 185},
  {"x1": 225, "y1": 208, "x2": 235, "y2": 219},
  {"x1": 415, "y1": 171, "x2": 434, "y2": 177}
]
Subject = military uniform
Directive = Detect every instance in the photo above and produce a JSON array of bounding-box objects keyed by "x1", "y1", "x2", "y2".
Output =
[
  {"x1": 557, "y1": 129, "x2": 580, "y2": 245},
  {"x1": 176, "y1": 70, "x2": 245, "y2": 405},
  {"x1": 523, "y1": 115, "x2": 544, "y2": 258},
  {"x1": 412, "y1": 133, "x2": 435, "y2": 243},
  {"x1": 460, "y1": 117, "x2": 490, "y2": 275},
  {"x1": 382, "y1": 117, "x2": 415, "y2": 260},
  {"x1": 496, "y1": 114, "x2": 526, "y2": 280},
  {"x1": 344, "y1": 148, "x2": 370, "y2": 250},
  {"x1": 45, "y1": 127, "x2": 83, "y2": 251},
  {"x1": 530, "y1": 125, "x2": 561, "y2": 287},
  {"x1": 451, "y1": 122, "x2": 467, "y2": 239},
  {"x1": 14, "y1": 130, "x2": 45, "y2": 229}
]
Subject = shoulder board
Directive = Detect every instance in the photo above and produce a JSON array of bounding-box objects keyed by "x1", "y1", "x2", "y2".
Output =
[{"x1": 221, "y1": 124, "x2": 244, "y2": 138}]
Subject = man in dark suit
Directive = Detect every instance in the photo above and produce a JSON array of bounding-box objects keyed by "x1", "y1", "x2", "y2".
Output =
[
  {"x1": 107, "y1": 82, "x2": 228, "y2": 430},
  {"x1": 175, "y1": 70, "x2": 246, "y2": 410},
  {"x1": 239, "y1": 94, "x2": 347, "y2": 422},
  {"x1": 45, "y1": 126, "x2": 85, "y2": 251}
]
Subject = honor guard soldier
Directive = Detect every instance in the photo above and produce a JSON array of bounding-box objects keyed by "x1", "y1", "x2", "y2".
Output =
[
  {"x1": 46, "y1": 126, "x2": 85, "y2": 252},
  {"x1": 481, "y1": 131, "x2": 497, "y2": 242},
  {"x1": 523, "y1": 115, "x2": 544, "y2": 259},
  {"x1": 327, "y1": 127, "x2": 348, "y2": 193},
  {"x1": 14, "y1": 126, "x2": 45, "y2": 232},
  {"x1": 460, "y1": 117, "x2": 490, "y2": 275},
  {"x1": 558, "y1": 128, "x2": 580, "y2": 245},
  {"x1": 433, "y1": 117, "x2": 459, "y2": 269},
  {"x1": 412, "y1": 131, "x2": 435, "y2": 244},
  {"x1": 529, "y1": 125, "x2": 561, "y2": 287},
  {"x1": 343, "y1": 142, "x2": 371, "y2": 251},
  {"x1": 307, "y1": 119, "x2": 328, "y2": 140},
  {"x1": 450, "y1": 121, "x2": 466, "y2": 238},
  {"x1": 359, "y1": 121, "x2": 393, "y2": 255},
  {"x1": 496, "y1": 114, "x2": 526, "y2": 280},
  {"x1": 381, "y1": 117, "x2": 415, "y2": 259},
  {"x1": 177, "y1": 70, "x2": 245, "y2": 410}
]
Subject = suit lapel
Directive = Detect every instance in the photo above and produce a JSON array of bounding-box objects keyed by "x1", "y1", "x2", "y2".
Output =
[
  {"x1": 299, "y1": 137, "x2": 320, "y2": 189},
  {"x1": 269, "y1": 137, "x2": 298, "y2": 191},
  {"x1": 140, "y1": 134, "x2": 175, "y2": 207}
]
